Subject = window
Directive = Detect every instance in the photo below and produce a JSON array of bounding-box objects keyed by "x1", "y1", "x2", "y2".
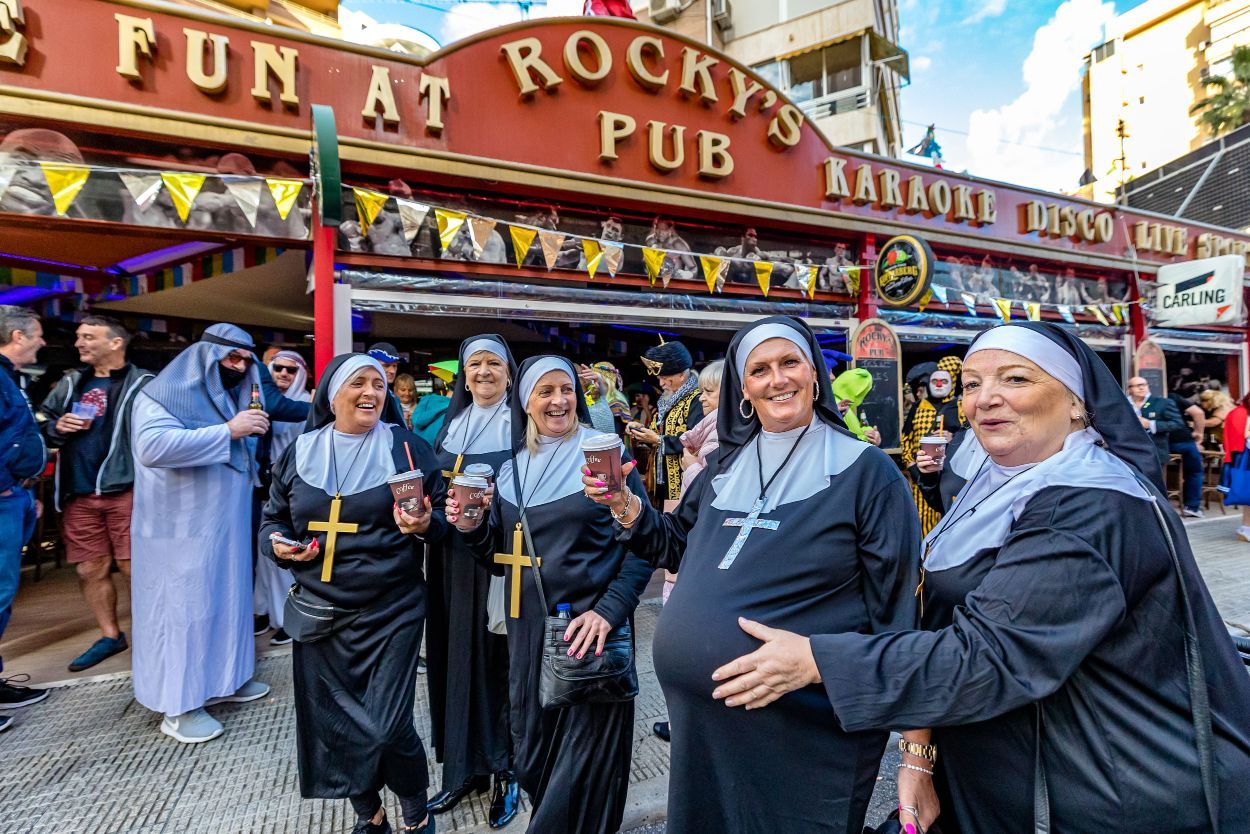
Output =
[
  {"x1": 788, "y1": 50, "x2": 825, "y2": 102},
  {"x1": 1093, "y1": 40, "x2": 1117, "y2": 62},
  {"x1": 751, "y1": 37, "x2": 867, "y2": 107}
]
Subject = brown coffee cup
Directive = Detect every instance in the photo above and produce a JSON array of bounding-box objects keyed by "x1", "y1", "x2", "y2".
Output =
[
  {"x1": 919, "y1": 435, "x2": 948, "y2": 462},
  {"x1": 581, "y1": 433, "x2": 624, "y2": 493},
  {"x1": 388, "y1": 469, "x2": 425, "y2": 513},
  {"x1": 450, "y1": 474, "x2": 490, "y2": 520}
]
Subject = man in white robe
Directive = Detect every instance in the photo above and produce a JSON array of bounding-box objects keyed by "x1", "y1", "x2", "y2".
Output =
[{"x1": 130, "y1": 323, "x2": 273, "y2": 743}]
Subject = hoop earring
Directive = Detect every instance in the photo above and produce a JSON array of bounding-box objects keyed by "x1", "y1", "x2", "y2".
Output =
[
  {"x1": 813, "y1": 381, "x2": 820, "y2": 400},
  {"x1": 739, "y1": 397, "x2": 756, "y2": 419}
]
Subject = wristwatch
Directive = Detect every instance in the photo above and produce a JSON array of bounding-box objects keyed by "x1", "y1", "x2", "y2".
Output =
[{"x1": 898, "y1": 739, "x2": 937, "y2": 764}]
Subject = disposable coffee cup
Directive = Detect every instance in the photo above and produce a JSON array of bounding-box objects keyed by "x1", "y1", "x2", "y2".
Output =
[
  {"x1": 388, "y1": 469, "x2": 425, "y2": 513},
  {"x1": 71, "y1": 401, "x2": 97, "y2": 427},
  {"x1": 581, "y1": 433, "x2": 624, "y2": 493},
  {"x1": 919, "y1": 435, "x2": 948, "y2": 462},
  {"x1": 450, "y1": 474, "x2": 490, "y2": 520},
  {"x1": 463, "y1": 462, "x2": 495, "y2": 484}
]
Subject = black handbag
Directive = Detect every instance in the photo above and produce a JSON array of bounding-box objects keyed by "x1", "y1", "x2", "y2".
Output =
[
  {"x1": 282, "y1": 583, "x2": 363, "y2": 644},
  {"x1": 511, "y1": 459, "x2": 639, "y2": 709}
]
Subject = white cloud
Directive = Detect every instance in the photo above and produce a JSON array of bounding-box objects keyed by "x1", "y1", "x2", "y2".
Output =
[
  {"x1": 439, "y1": 0, "x2": 585, "y2": 45},
  {"x1": 963, "y1": 0, "x2": 1113, "y2": 191},
  {"x1": 962, "y1": 0, "x2": 1008, "y2": 25},
  {"x1": 912, "y1": 55, "x2": 933, "y2": 72}
]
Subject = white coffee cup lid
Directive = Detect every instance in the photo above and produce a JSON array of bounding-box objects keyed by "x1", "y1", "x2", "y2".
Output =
[
  {"x1": 580, "y1": 433, "x2": 623, "y2": 452},
  {"x1": 920, "y1": 436, "x2": 948, "y2": 444},
  {"x1": 387, "y1": 469, "x2": 423, "y2": 483},
  {"x1": 452, "y1": 474, "x2": 490, "y2": 487}
]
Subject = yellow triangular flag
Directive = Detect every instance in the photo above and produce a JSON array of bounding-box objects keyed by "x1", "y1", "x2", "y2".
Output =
[
  {"x1": 510, "y1": 225, "x2": 537, "y2": 266},
  {"x1": 1111, "y1": 304, "x2": 1125, "y2": 325},
  {"x1": 602, "y1": 243, "x2": 624, "y2": 278},
  {"x1": 40, "y1": 163, "x2": 90, "y2": 217},
  {"x1": 468, "y1": 217, "x2": 497, "y2": 258},
  {"x1": 537, "y1": 230, "x2": 566, "y2": 269},
  {"x1": 993, "y1": 297, "x2": 1013, "y2": 323},
  {"x1": 1088, "y1": 304, "x2": 1109, "y2": 325},
  {"x1": 582, "y1": 239, "x2": 604, "y2": 280},
  {"x1": 917, "y1": 288, "x2": 934, "y2": 312},
  {"x1": 434, "y1": 208, "x2": 468, "y2": 251},
  {"x1": 266, "y1": 178, "x2": 303, "y2": 221},
  {"x1": 802, "y1": 265, "x2": 818, "y2": 299},
  {"x1": 355, "y1": 188, "x2": 390, "y2": 231},
  {"x1": 845, "y1": 266, "x2": 860, "y2": 296},
  {"x1": 699, "y1": 255, "x2": 725, "y2": 294},
  {"x1": 642, "y1": 247, "x2": 666, "y2": 286},
  {"x1": 1026, "y1": 301, "x2": 1041, "y2": 321},
  {"x1": 754, "y1": 261, "x2": 773, "y2": 297},
  {"x1": 160, "y1": 172, "x2": 206, "y2": 224}
]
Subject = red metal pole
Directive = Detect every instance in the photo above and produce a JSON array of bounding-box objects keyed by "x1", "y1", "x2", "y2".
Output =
[
  {"x1": 1127, "y1": 272, "x2": 1147, "y2": 344},
  {"x1": 312, "y1": 213, "x2": 336, "y2": 380},
  {"x1": 858, "y1": 233, "x2": 878, "y2": 321}
]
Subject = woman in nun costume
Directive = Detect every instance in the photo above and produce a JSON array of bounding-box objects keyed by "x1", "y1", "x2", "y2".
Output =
[
  {"x1": 260, "y1": 354, "x2": 447, "y2": 834},
  {"x1": 458, "y1": 355, "x2": 653, "y2": 834},
  {"x1": 709, "y1": 322, "x2": 1250, "y2": 834},
  {"x1": 584, "y1": 316, "x2": 923, "y2": 834},
  {"x1": 425, "y1": 335, "x2": 519, "y2": 826}
]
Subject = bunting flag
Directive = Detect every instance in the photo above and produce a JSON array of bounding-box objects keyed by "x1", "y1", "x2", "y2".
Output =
[
  {"x1": 642, "y1": 247, "x2": 666, "y2": 286},
  {"x1": 582, "y1": 239, "x2": 604, "y2": 279},
  {"x1": 1088, "y1": 305, "x2": 1109, "y2": 325},
  {"x1": 960, "y1": 292, "x2": 978, "y2": 316},
  {"x1": 844, "y1": 266, "x2": 861, "y2": 296},
  {"x1": 917, "y1": 289, "x2": 934, "y2": 312},
  {"x1": 510, "y1": 225, "x2": 538, "y2": 266},
  {"x1": 160, "y1": 172, "x2": 206, "y2": 223},
  {"x1": 1112, "y1": 303, "x2": 1127, "y2": 325},
  {"x1": 1058, "y1": 305, "x2": 1076, "y2": 324},
  {"x1": 119, "y1": 172, "x2": 162, "y2": 210},
  {"x1": 699, "y1": 255, "x2": 726, "y2": 294},
  {"x1": 602, "y1": 242, "x2": 624, "y2": 277},
  {"x1": 1025, "y1": 301, "x2": 1041, "y2": 321},
  {"x1": 754, "y1": 261, "x2": 774, "y2": 297},
  {"x1": 40, "y1": 162, "x2": 90, "y2": 216},
  {"x1": 356, "y1": 188, "x2": 392, "y2": 231},
  {"x1": 266, "y1": 178, "x2": 303, "y2": 221},
  {"x1": 993, "y1": 297, "x2": 1013, "y2": 323},
  {"x1": 537, "y1": 230, "x2": 566, "y2": 269},
  {"x1": 224, "y1": 178, "x2": 263, "y2": 227},
  {"x1": 468, "y1": 217, "x2": 498, "y2": 258},
  {"x1": 797, "y1": 265, "x2": 817, "y2": 300},
  {"x1": 930, "y1": 284, "x2": 948, "y2": 304},
  {"x1": 395, "y1": 198, "x2": 430, "y2": 243},
  {"x1": 434, "y1": 208, "x2": 468, "y2": 251}
]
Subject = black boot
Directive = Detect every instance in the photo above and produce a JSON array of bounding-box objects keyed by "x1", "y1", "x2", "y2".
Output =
[
  {"x1": 488, "y1": 771, "x2": 519, "y2": 829},
  {"x1": 653, "y1": 721, "x2": 670, "y2": 742},
  {"x1": 426, "y1": 775, "x2": 489, "y2": 815}
]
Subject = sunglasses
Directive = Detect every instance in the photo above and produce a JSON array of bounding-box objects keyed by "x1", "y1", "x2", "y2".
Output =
[{"x1": 272, "y1": 364, "x2": 299, "y2": 374}]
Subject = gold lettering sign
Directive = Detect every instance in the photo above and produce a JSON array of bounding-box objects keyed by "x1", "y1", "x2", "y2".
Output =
[
  {"x1": 1024, "y1": 199, "x2": 1114, "y2": 244},
  {"x1": 976, "y1": 190, "x2": 996, "y2": 224},
  {"x1": 419, "y1": 74, "x2": 451, "y2": 134},
  {"x1": 115, "y1": 13, "x2": 156, "y2": 80},
  {"x1": 852, "y1": 164, "x2": 877, "y2": 205},
  {"x1": 598, "y1": 110, "x2": 636, "y2": 160},
  {"x1": 678, "y1": 46, "x2": 718, "y2": 103},
  {"x1": 251, "y1": 42, "x2": 299, "y2": 106},
  {"x1": 647, "y1": 120, "x2": 684, "y2": 171},
  {"x1": 625, "y1": 35, "x2": 667, "y2": 91},
  {"x1": 824, "y1": 157, "x2": 850, "y2": 199},
  {"x1": 0, "y1": 0, "x2": 27, "y2": 67},
  {"x1": 697, "y1": 130, "x2": 733, "y2": 179},
  {"x1": 361, "y1": 65, "x2": 400, "y2": 125},
  {"x1": 500, "y1": 37, "x2": 563, "y2": 96},
  {"x1": 905, "y1": 176, "x2": 929, "y2": 214},
  {"x1": 185, "y1": 29, "x2": 229, "y2": 94},
  {"x1": 766, "y1": 104, "x2": 803, "y2": 149},
  {"x1": 878, "y1": 169, "x2": 903, "y2": 209},
  {"x1": 726, "y1": 67, "x2": 764, "y2": 119},
  {"x1": 927, "y1": 180, "x2": 951, "y2": 215},
  {"x1": 563, "y1": 30, "x2": 612, "y2": 87}
]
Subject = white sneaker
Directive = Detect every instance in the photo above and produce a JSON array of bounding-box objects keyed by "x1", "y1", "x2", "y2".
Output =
[
  {"x1": 1183, "y1": 508, "x2": 1205, "y2": 519},
  {"x1": 1238, "y1": 527, "x2": 1250, "y2": 543},
  {"x1": 161, "y1": 708, "x2": 224, "y2": 744},
  {"x1": 205, "y1": 679, "x2": 270, "y2": 706}
]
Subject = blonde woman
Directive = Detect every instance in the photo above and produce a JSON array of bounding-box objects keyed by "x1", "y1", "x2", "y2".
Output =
[{"x1": 394, "y1": 373, "x2": 418, "y2": 430}]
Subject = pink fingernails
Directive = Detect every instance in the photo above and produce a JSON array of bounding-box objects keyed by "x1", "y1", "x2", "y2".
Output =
[
  {"x1": 594, "y1": 481, "x2": 605, "y2": 487},
  {"x1": 905, "y1": 825, "x2": 916, "y2": 834}
]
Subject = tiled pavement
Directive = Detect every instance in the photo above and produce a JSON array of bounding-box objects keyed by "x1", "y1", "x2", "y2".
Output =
[{"x1": 2, "y1": 517, "x2": 1247, "y2": 834}]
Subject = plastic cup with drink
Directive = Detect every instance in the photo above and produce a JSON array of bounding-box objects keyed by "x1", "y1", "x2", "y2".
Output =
[{"x1": 71, "y1": 401, "x2": 98, "y2": 428}]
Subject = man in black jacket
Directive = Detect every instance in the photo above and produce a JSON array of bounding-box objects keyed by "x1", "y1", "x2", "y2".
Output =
[
  {"x1": 39, "y1": 315, "x2": 153, "y2": 673},
  {"x1": 1126, "y1": 376, "x2": 1187, "y2": 472}
]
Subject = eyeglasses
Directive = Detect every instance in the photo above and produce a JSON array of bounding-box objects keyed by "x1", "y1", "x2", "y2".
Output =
[{"x1": 272, "y1": 364, "x2": 299, "y2": 374}]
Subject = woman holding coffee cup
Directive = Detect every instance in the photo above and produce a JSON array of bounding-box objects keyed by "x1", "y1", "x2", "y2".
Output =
[
  {"x1": 454, "y1": 355, "x2": 652, "y2": 834},
  {"x1": 583, "y1": 316, "x2": 924, "y2": 834},
  {"x1": 424, "y1": 335, "x2": 520, "y2": 828},
  {"x1": 259, "y1": 353, "x2": 447, "y2": 834}
]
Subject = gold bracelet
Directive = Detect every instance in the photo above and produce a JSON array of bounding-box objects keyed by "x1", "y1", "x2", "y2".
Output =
[{"x1": 898, "y1": 739, "x2": 937, "y2": 764}]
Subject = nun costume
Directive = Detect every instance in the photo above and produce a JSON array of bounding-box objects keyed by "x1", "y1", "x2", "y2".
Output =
[
  {"x1": 425, "y1": 335, "x2": 517, "y2": 823},
  {"x1": 464, "y1": 355, "x2": 653, "y2": 834},
  {"x1": 617, "y1": 316, "x2": 921, "y2": 834},
  {"x1": 813, "y1": 323, "x2": 1250, "y2": 833},
  {"x1": 259, "y1": 353, "x2": 447, "y2": 832}
]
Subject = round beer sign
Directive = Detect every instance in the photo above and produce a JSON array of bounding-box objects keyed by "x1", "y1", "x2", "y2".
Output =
[{"x1": 873, "y1": 234, "x2": 934, "y2": 308}]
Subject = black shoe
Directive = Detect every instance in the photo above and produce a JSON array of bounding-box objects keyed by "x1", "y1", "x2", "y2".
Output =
[
  {"x1": 68, "y1": 633, "x2": 128, "y2": 672},
  {"x1": 0, "y1": 675, "x2": 50, "y2": 708},
  {"x1": 270, "y1": 628, "x2": 293, "y2": 646},
  {"x1": 417, "y1": 656, "x2": 427, "y2": 675},
  {"x1": 0, "y1": 714, "x2": 12, "y2": 733},
  {"x1": 488, "y1": 772, "x2": 520, "y2": 829},
  {"x1": 253, "y1": 614, "x2": 271, "y2": 636},
  {"x1": 427, "y1": 775, "x2": 489, "y2": 814},
  {"x1": 399, "y1": 817, "x2": 435, "y2": 834},
  {"x1": 653, "y1": 721, "x2": 670, "y2": 742},
  {"x1": 350, "y1": 815, "x2": 392, "y2": 834}
]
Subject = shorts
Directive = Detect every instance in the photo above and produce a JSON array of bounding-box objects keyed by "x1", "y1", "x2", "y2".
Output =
[{"x1": 61, "y1": 491, "x2": 133, "y2": 564}]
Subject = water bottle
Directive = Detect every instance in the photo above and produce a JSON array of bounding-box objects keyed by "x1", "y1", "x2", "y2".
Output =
[{"x1": 555, "y1": 603, "x2": 572, "y2": 620}]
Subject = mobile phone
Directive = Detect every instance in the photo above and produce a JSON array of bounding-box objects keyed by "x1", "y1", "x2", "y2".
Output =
[{"x1": 269, "y1": 532, "x2": 311, "y2": 551}]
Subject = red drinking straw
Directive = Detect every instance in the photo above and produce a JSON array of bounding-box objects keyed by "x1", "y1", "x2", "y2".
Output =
[{"x1": 404, "y1": 441, "x2": 415, "y2": 470}]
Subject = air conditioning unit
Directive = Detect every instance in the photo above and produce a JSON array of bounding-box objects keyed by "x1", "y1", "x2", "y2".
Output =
[
  {"x1": 650, "y1": 0, "x2": 681, "y2": 23},
  {"x1": 712, "y1": 0, "x2": 733, "y2": 31}
]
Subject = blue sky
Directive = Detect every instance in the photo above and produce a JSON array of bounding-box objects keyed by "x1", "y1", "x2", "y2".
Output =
[{"x1": 342, "y1": 0, "x2": 1147, "y2": 194}]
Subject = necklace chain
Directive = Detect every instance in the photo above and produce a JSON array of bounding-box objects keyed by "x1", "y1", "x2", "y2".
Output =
[
  {"x1": 755, "y1": 420, "x2": 814, "y2": 504},
  {"x1": 455, "y1": 398, "x2": 507, "y2": 455},
  {"x1": 329, "y1": 430, "x2": 373, "y2": 499}
]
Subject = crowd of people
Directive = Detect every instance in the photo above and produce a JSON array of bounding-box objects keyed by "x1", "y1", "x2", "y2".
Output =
[{"x1": 2, "y1": 302, "x2": 1250, "y2": 834}]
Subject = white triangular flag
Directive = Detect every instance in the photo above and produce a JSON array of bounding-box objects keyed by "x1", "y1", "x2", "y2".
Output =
[
  {"x1": 223, "y1": 177, "x2": 263, "y2": 228},
  {"x1": 395, "y1": 199, "x2": 429, "y2": 244},
  {"x1": 930, "y1": 284, "x2": 948, "y2": 304},
  {"x1": 119, "y1": 172, "x2": 163, "y2": 209}
]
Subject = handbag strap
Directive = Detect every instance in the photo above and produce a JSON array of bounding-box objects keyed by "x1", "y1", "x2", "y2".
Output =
[
  {"x1": 511, "y1": 456, "x2": 551, "y2": 618},
  {"x1": 1033, "y1": 484, "x2": 1221, "y2": 833}
]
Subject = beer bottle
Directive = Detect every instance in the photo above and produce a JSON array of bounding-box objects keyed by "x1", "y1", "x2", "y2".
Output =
[{"x1": 248, "y1": 383, "x2": 264, "y2": 410}]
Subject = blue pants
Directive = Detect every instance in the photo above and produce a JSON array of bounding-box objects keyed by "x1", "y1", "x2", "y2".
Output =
[
  {"x1": 0, "y1": 487, "x2": 36, "y2": 673},
  {"x1": 1170, "y1": 439, "x2": 1203, "y2": 511}
]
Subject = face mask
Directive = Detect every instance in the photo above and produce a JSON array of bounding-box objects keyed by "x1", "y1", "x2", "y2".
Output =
[
  {"x1": 219, "y1": 364, "x2": 247, "y2": 391},
  {"x1": 928, "y1": 371, "x2": 952, "y2": 399}
]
